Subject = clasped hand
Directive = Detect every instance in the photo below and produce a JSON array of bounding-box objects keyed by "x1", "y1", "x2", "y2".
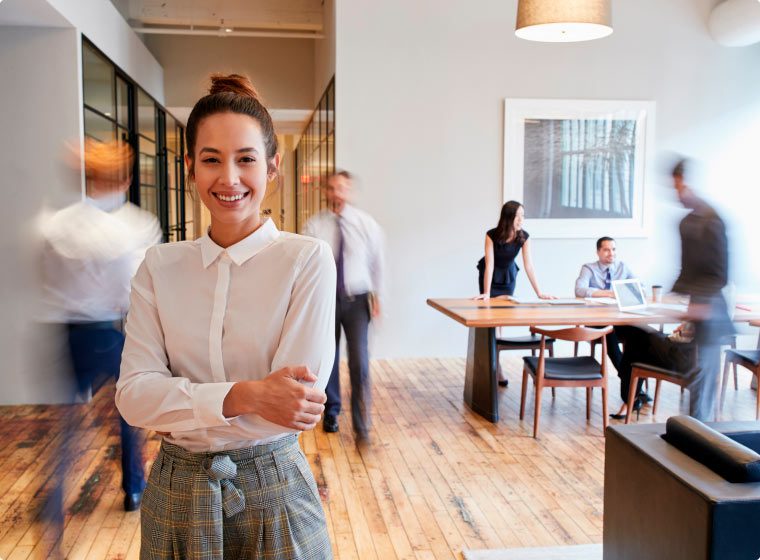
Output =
[{"x1": 223, "y1": 366, "x2": 327, "y2": 431}]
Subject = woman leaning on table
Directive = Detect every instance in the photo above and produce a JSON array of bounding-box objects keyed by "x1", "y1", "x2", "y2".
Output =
[
  {"x1": 476, "y1": 200, "x2": 553, "y2": 300},
  {"x1": 116, "y1": 74, "x2": 334, "y2": 559}
]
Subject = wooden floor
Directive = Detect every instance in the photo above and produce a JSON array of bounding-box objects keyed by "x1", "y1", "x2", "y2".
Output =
[{"x1": 1, "y1": 355, "x2": 758, "y2": 559}]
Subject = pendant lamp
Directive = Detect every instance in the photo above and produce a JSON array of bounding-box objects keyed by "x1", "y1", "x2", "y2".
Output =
[{"x1": 515, "y1": 0, "x2": 613, "y2": 43}]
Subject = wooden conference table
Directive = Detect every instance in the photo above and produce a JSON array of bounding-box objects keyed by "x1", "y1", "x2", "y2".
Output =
[{"x1": 427, "y1": 297, "x2": 760, "y2": 423}]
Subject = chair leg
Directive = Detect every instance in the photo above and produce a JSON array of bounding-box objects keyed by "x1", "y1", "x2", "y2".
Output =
[
  {"x1": 653, "y1": 379, "x2": 662, "y2": 416},
  {"x1": 731, "y1": 339, "x2": 738, "y2": 390},
  {"x1": 601, "y1": 385, "x2": 609, "y2": 431},
  {"x1": 586, "y1": 387, "x2": 592, "y2": 420},
  {"x1": 547, "y1": 350, "x2": 555, "y2": 398},
  {"x1": 625, "y1": 374, "x2": 640, "y2": 425},
  {"x1": 720, "y1": 357, "x2": 731, "y2": 414},
  {"x1": 533, "y1": 381, "x2": 543, "y2": 438},
  {"x1": 520, "y1": 367, "x2": 529, "y2": 420}
]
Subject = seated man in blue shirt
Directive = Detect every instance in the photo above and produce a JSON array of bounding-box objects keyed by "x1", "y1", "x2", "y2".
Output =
[
  {"x1": 575, "y1": 237, "x2": 649, "y2": 405},
  {"x1": 575, "y1": 236, "x2": 634, "y2": 299}
]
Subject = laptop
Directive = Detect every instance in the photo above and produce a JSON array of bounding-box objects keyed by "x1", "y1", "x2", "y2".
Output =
[{"x1": 612, "y1": 279, "x2": 682, "y2": 316}]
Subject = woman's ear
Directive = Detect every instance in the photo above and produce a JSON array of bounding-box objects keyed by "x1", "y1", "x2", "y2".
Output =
[
  {"x1": 267, "y1": 153, "x2": 282, "y2": 181},
  {"x1": 185, "y1": 153, "x2": 194, "y2": 179}
]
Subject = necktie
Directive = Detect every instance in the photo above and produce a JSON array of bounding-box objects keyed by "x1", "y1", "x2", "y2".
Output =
[
  {"x1": 604, "y1": 268, "x2": 611, "y2": 290},
  {"x1": 336, "y1": 216, "x2": 346, "y2": 298}
]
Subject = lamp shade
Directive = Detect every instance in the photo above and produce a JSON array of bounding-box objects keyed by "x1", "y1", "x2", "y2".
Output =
[{"x1": 515, "y1": 0, "x2": 613, "y2": 43}]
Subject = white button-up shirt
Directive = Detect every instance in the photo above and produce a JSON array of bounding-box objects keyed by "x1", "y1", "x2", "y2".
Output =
[
  {"x1": 39, "y1": 198, "x2": 162, "y2": 322},
  {"x1": 115, "y1": 219, "x2": 336, "y2": 452},
  {"x1": 302, "y1": 204, "x2": 384, "y2": 299}
]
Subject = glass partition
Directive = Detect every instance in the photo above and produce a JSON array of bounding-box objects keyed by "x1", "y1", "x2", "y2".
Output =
[
  {"x1": 82, "y1": 38, "x2": 193, "y2": 241},
  {"x1": 294, "y1": 78, "x2": 335, "y2": 232}
]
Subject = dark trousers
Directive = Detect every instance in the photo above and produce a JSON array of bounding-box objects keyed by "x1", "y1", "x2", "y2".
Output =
[
  {"x1": 66, "y1": 323, "x2": 145, "y2": 494},
  {"x1": 616, "y1": 324, "x2": 720, "y2": 420},
  {"x1": 593, "y1": 326, "x2": 624, "y2": 371},
  {"x1": 326, "y1": 294, "x2": 371, "y2": 438}
]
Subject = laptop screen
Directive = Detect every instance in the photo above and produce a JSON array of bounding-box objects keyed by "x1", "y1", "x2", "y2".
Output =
[{"x1": 613, "y1": 279, "x2": 646, "y2": 310}]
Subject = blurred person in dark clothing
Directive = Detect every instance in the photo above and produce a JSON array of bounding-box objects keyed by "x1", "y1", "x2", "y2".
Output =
[
  {"x1": 39, "y1": 139, "x2": 161, "y2": 516},
  {"x1": 611, "y1": 158, "x2": 733, "y2": 421}
]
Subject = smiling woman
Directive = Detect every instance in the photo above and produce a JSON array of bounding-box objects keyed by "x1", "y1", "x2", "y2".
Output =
[{"x1": 115, "y1": 74, "x2": 336, "y2": 559}]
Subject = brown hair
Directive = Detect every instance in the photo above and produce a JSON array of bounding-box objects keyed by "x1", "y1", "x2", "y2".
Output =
[
  {"x1": 185, "y1": 73, "x2": 278, "y2": 176},
  {"x1": 83, "y1": 138, "x2": 133, "y2": 183},
  {"x1": 494, "y1": 200, "x2": 526, "y2": 245}
]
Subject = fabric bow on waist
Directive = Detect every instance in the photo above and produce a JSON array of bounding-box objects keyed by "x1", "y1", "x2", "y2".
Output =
[{"x1": 202, "y1": 454, "x2": 245, "y2": 518}]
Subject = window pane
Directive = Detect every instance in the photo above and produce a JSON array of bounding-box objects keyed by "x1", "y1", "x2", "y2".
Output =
[
  {"x1": 83, "y1": 44, "x2": 115, "y2": 117},
  {"x1": 138, "y1": 89, "x2": 156, "y2": 141},
  {"x1": 116, "y1": 77, "x2": 129, "y2": 128},
  {"x1": 166, "y1": 116, "x2": 179, "y2": 155},
  {"x1": 141, "y1": 186, "x2": 157, "y2": 216},
  {"x1": 84, "y1": 108, "x2": 116, "y2": 143}
]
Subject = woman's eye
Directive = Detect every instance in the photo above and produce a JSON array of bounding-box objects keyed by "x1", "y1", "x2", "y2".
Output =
[
  {"x1": 201, "y1": 157, "x2": 219, "y2": 164},
  {"x1": 239, "y1": 156, "x2": 256, "y2": 164}
]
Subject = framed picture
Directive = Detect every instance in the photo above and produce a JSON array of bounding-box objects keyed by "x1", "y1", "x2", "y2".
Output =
[{"x1": 503, "y1": 98, "x2": 656, "y2": 238}]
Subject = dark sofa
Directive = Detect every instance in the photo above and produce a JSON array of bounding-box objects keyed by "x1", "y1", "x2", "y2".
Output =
[{"x1": 604, "y1": 417, "x2": 760, "y2": 560}]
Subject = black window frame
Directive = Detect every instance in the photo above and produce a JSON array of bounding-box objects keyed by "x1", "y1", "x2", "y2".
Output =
[{"x1": 81, "y1": 36, "x2": 190, "y2": 241}]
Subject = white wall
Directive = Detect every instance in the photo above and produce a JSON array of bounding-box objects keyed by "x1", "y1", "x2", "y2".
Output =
[
  {"x1": 48, "y1": 0, "x2": 164, "y2": 103},
  {"x1": 336, "y1": 0, "x2": 760, "y2": 358},
  {"x1": 0, "y1": 0, "x2": 166, "y2": 404},
  {"x1": 0, "y1": 27, "x2": 83, "y2": 404}
]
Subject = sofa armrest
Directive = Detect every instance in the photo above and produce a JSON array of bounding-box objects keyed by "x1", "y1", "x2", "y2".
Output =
[{"x1": 661, "y1": 416, "x2": 760, "y2": 483}]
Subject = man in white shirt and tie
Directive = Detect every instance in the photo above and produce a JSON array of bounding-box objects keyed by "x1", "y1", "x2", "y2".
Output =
[
  {"x1": 303, "y1": 171, "x2": 385, "y2": 446},
  {"x1": 574, "y1": 236, "x2": 635, "y2": 299},
  {"x1": 574, "y1": 237, "x2": 650, "y2": 408}
]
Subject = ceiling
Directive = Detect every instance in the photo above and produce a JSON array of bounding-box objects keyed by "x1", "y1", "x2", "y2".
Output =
[{"x1": 110, "y1": 0, "x2": 323, "y2": 38}]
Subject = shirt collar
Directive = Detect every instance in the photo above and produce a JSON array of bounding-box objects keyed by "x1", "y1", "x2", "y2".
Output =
[
  {"x1": 335, "y1": 203, "x2": 357, "y2": 222},
  {"x1": 597, "y1": 260, "x2": 616, "y2": 273},
  {"x1": 199, "y1": 218, "x2": 280, "y2": 268}
]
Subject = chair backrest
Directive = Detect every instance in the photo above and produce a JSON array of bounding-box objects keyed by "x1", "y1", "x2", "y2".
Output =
[{"x1": 531, "y1": 325, "x2": 612, "y2": 342}]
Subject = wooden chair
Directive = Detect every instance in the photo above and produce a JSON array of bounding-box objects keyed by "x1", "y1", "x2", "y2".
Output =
[
  {"x1": 495, "y1": 333, "x2": 555, "y2": 388},
  {"x1": 625, "y1": 362, "x2": 691, "y2": 424},
  {"x1": 520, "y1": 326, "x2": 611, "y2": 438},
  {"x1": 720, "y1": 320, "x2": 760, "y2": 420}
]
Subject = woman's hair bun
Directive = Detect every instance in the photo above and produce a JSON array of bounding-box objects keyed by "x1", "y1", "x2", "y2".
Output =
[{"x1": 209, "y1": 73, "x2": 260, "y2": 100}]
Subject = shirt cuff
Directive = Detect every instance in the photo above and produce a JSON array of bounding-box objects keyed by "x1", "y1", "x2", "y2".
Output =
[{"x1": 192, "y1": 382, "x2": 236, "y2": 428}]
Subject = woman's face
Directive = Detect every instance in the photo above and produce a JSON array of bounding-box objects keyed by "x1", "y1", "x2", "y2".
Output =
[
  {"x1": 514, "y1": 205, "x2": 525, "y2": 230},
  {"x1": 187, "y1": 112, "x2": 279, "y2": 232}
]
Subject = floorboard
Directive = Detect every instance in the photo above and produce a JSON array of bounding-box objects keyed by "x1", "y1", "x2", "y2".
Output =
[{"x1": 0, "y1": 355, "x2": 757, "y2": 559}]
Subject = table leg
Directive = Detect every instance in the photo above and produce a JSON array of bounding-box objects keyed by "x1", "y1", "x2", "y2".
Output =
[{"x1": 464, "y1": 326, "x2": 499, "y2": 422}]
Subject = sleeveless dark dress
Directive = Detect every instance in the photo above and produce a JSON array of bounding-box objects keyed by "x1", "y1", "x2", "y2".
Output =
[{"x1": 477, "y1": 229, "x2": 529, "y2": 297}]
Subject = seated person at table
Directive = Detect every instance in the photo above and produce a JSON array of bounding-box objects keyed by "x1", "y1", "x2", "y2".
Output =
[
  {"x1": 574, "y1": 236, "x2": 634, "y2": 299},
  {"x1": 574, "y1": 237, "x2": 641, "y2": 392},
  {"x1": 611, "y1": 323, "x2": 696, "y2": 420}
]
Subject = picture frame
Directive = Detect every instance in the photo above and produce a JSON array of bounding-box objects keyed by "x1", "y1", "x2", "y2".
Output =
[{"x1": 503, "y1": 98, "x2": 656, "y2": 238}]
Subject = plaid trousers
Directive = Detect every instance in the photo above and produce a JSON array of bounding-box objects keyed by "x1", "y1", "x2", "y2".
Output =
[{"x1": 140, "y1": 435, "x2": 332, "y2": 559}]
